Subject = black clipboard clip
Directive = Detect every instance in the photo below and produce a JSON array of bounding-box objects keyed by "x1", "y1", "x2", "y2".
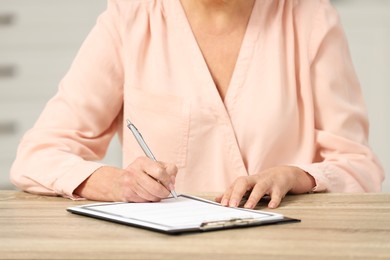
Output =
[{"x1": 200, "y1": 217, "x2": 261, "y2": 231}]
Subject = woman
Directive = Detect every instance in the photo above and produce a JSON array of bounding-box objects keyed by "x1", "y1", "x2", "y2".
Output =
[{"x1": 10, "y1": 0, "x2": 384, "y2": 209}]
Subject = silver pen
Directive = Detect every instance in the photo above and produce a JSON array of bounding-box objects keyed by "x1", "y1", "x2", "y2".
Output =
[{"x1": 126, "y1": 119, "x2": 178, "y2": 199}]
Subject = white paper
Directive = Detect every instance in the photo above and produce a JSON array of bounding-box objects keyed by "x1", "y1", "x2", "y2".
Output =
[{"x1": 72, "y1": 195, "x2": 283, "y2": 231}]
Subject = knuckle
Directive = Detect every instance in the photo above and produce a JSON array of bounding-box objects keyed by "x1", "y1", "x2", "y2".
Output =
[
  {"x1": 153, "y1": 166, "x2": 167, "y2": 180},
  {"x1": 236, "y1": 176, "x2": 248, "y2": 183},
  {"x1": 134, "y1": 156, "x2": 146, "y2": 165},
  {"x1": 230, "y1": 176, "x2": 247, "y2": 190},
  {"x1": 133, "y1": 156, "x2": 151, "y2": 169},
  {"x1": 155, "y1": 166, "x2": 165, "y2": 176},
  {"x1": 272, "y1": 189, "x2": 285, "y2": 199}
]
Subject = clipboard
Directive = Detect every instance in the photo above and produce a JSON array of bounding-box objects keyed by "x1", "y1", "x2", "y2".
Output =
[{"x1": 67, "y1": 194, "x2": 300, "y2": 234}]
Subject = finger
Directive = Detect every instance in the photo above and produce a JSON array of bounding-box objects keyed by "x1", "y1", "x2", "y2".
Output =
[
  {"x1": 136, "y1": 170, "x2": 171, "y2": 199},
  {"x1": 228, "y1": 177, "x2": 253, "y2": 208},
  {"x1": 164, "y1": 163, "x2": 178, "y2": 179},
  {"x1": 219, "y1": 186, "x2": 233, "y2": 207},
  {"x1": 170, "y1": 175, "x2": 176, "y2": 187},
  {"x1": 162, "y1": 162, "x2": 178, "y2": 188},
  {"x1": 215, "y1": 193, "x2": 224, "y2": 203},
  {"x1": 244, "y1": 182, "x2": 268, "y2": 209},
  {"x1": 268, "y1": 189, "x2": 285, "y2": 209},
  {"x1": 118, "y1": 175, "x2": 151, "y2": 203},
  {"x1": 112, "y1": 170, "x2": 146, "y2": 202},
  {"x1": 140, "y1": 159, "x2": 173, "y2": 189},
  {"x1": 135, "y1": 180, "x2": 166, "y2": 202},
  {"x1": 121, "y1": 169, "x2": 164, "y2": 202},
  {"x1": 122, "y1": 189, "x2": 151, "y2": 203}
]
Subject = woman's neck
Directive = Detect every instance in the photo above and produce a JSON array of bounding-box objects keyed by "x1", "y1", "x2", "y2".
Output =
[{"x1": 180, "y1": 0, "x2": 255, "y2": 34}]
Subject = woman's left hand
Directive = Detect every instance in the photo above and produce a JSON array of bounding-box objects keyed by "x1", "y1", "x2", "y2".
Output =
[{"x1": 215, "y1": 166, "x2": 316, "y2": 209}]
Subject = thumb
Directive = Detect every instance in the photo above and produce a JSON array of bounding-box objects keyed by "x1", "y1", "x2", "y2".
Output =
[{"x1": 162, "y1": 162, "x2": 178, "y2": 185}]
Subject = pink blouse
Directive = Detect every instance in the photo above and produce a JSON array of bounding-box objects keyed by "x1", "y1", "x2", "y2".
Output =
[{"x1": 10, "y1": 0, "x2": 384, "y2": 199}]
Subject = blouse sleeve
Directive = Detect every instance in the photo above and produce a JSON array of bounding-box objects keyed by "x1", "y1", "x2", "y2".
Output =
[
  {"x1": 10, "y1": 0, "x2": 124, "y2": 199},
  {"x1": 296, "y1": 0, "x2": 384, "y2": 192}
]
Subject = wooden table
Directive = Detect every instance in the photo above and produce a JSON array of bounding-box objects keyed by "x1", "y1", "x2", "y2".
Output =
[{"x1": 1, "y1": 190, "x2": 390, "y2": 259}]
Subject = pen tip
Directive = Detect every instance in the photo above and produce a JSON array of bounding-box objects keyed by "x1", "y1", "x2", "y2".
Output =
[
  {"x1": 126, "y1": 119, "x2": 131, "y2": 125},
  {"x1": 171, "y1": 190, "x2": 179, "y2": 199}
]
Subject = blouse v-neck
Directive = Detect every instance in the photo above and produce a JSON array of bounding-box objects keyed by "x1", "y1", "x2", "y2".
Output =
[{"x1": 172, "y1": 0, "x2": 262, "y2": 111}]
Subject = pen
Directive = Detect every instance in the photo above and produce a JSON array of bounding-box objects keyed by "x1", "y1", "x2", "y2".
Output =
[{"x1": 126, "y1": 119, "x2": 178, "y2": 199}]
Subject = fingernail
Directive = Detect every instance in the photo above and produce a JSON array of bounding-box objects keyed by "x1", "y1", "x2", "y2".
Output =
[
  {"x1": 268, "y1": 202, "x2": 277, "y2": 209},
  {"x1": 229, "y1": 200, "x2": 238, "y2": 208},
  {"x1": 221, "y1": 199, "x2": 229, "y2": 206},
  {"x1": 244, "y1": 202, "x2": 253, "y2": 209},
  {"x1": 169, "y1": 183, "x2": 175, "y2": 191}
]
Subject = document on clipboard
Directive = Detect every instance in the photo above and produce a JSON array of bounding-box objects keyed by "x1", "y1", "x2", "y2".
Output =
[{"x1": 67, "y1": 194, "x2": 300, "y2": 234}]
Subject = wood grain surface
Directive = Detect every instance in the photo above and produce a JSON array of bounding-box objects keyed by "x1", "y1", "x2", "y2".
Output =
[{"x1": 1, "y1": 191, "x2": 389, "y2": 260}]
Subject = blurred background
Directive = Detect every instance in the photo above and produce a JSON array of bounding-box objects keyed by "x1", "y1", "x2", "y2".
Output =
[{"x1": 0, "y1": 0, "x2": 389, "y2": 191}]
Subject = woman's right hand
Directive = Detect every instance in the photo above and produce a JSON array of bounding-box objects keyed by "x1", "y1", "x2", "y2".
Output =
[{"x1": 74, "y1": 156, "x2": 178, "y2": 202}]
